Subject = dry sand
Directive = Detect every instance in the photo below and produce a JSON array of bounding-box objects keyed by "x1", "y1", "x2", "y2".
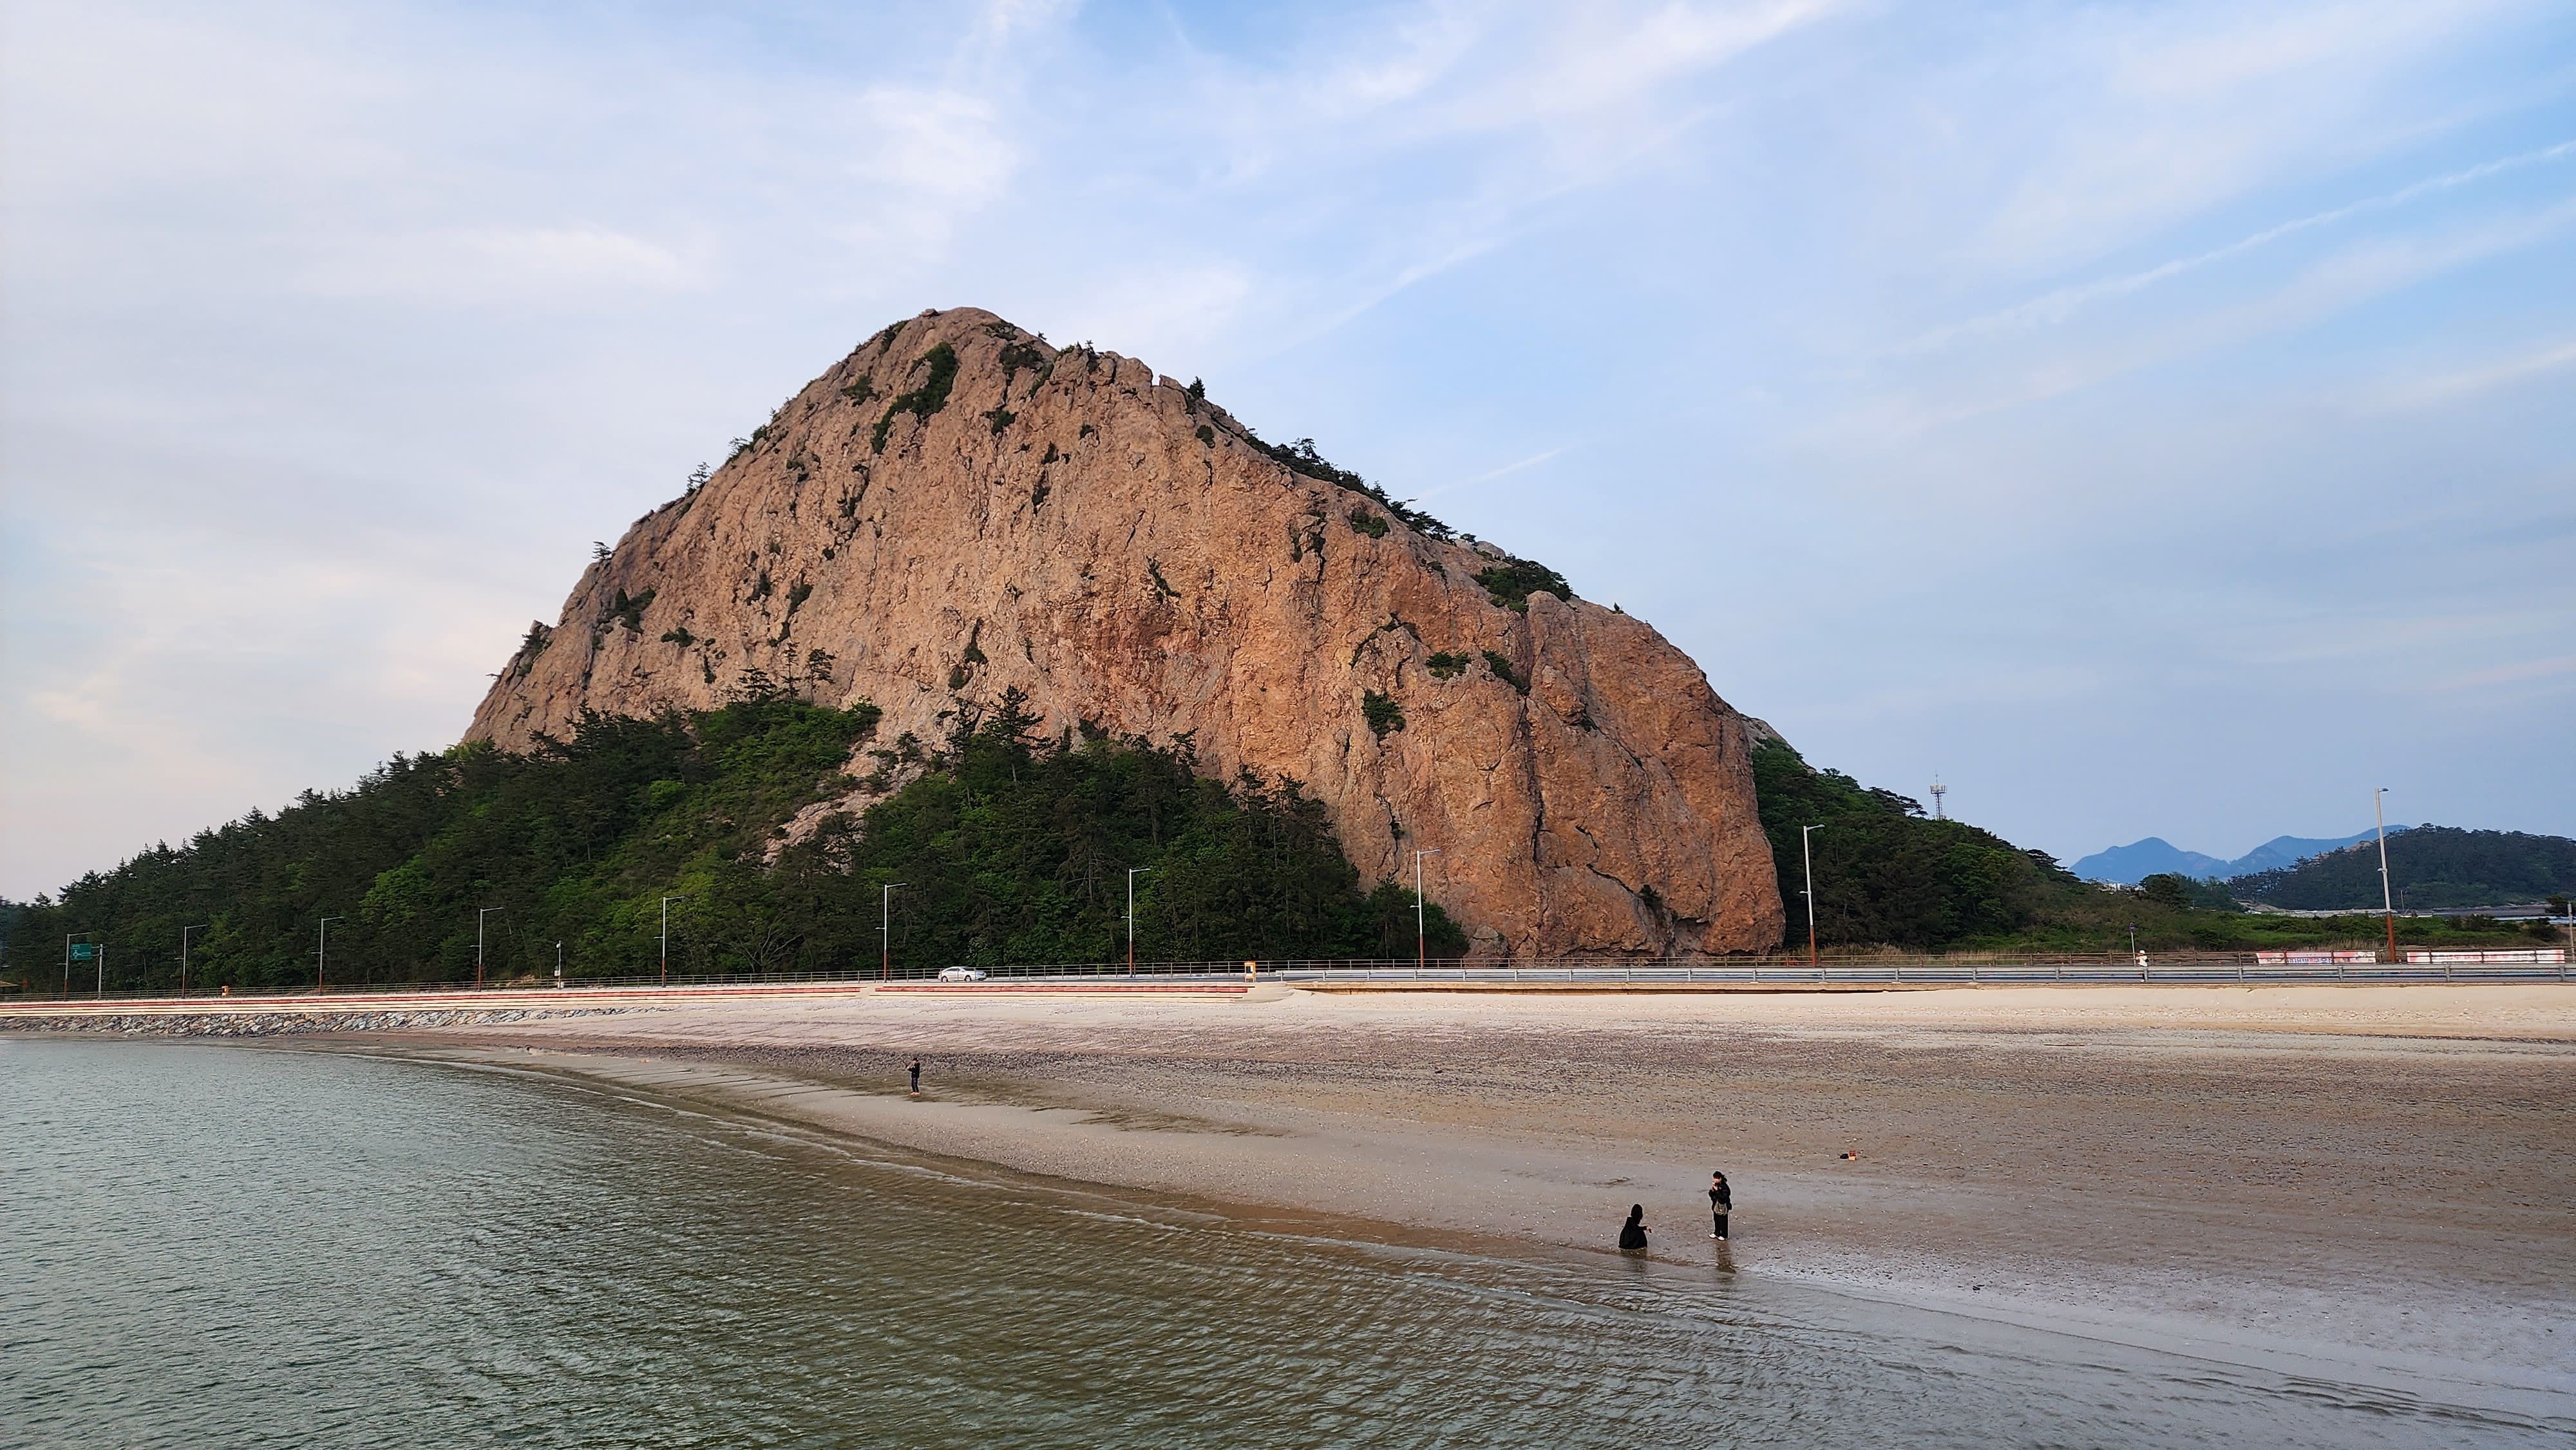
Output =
[{"x1": 359, "y1": 983, "x2": 2576, "y2": 1401}]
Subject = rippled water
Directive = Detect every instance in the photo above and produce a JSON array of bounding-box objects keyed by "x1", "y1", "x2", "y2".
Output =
[{"x1": 3, "y1": 1039, "x2": 2561, "y2": 1447}]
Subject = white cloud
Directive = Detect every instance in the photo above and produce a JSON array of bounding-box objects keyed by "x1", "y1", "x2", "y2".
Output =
[
  {"x1": 6, "y1": 0, "x2": 2574, "y2": 896},
  {"x1": 1838, "y1": 194, "x2": 2576, "y2": 438},
  {"x1": 1416, "y1": 447, "x2": 1564, "y2": 501},
  {"x1": 2372, "y1": 335, "x2": 2576, "y2": 408},
  {"x1": 1968, "y1": 1, "x2": 2533, "y2": 268},
  {"x1": 1904, "y1": 138, "x2": 2576, "y2": 357},
  {"x1": 299, "y1": 225, "x2": 699, "y2": 302},
  {"x1": 845, "y1": 86, "x2": 1019, "y2": 203}
]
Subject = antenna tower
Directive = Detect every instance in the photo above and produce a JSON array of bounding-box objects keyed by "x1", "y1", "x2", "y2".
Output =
[{"x1": 1929, "y1": 776, "x2": 1947, "y2": 822}]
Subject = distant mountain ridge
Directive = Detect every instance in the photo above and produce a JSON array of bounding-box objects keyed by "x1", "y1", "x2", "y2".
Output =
[{"x1": 2073, "y1": 829, "x2": 2383, "y2": 885}]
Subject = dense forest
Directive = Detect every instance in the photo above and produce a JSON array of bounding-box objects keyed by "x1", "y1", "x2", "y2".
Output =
[
  {"x1": 9, "y1": 702, "x2": 2553, "y2": 992},
  {"x1": 1747, "y1": 739, "x2": 2078, "y2": 949},
  {"x1": 1746, "y1": 741, "x2": 2551, "y2": 954},
  {"x1": 2228, "y1": 827, "x2": 2576, "y2": 911},
  {"x1": 3, "y1": 691, "x2": 1460, "y2": 993}
]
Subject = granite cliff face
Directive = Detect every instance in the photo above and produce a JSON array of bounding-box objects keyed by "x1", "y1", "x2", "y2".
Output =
[{"x1": 467, "y1": 308, "x2": 1785, "y2": 959}]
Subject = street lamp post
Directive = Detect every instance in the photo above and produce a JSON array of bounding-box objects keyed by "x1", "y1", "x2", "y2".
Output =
[
  {"x1": 316, "y1": 917, "x2": 342, "y2": 992},
  {"x1": 97, "y1": 941, "x2": 108, "y2": 997},
  {"x1": 182, "y1": 924, "x2": 207, "y2": 997},
  {"x1": 2373, "y1": 787, "x2": 2397, "y2": 965},
  {"x1": 1413, "y1": 849, "x2": 1442, "y2": 972},
  {"x1": 1126, "y1": 868, "x2": 1153, "y2": 977},
  {"x1": 477, "y1": 907, "x2": 505, "y2": 989},
  {"x1": 1800, "y1": 825, "x2": 1823, "y2": 968},
  {"x1": 661, "y1": 896, "x2": 687, "y2": 985},
  {"x1": 880, "y1": 883, "x2": 905, "y2": 980}
]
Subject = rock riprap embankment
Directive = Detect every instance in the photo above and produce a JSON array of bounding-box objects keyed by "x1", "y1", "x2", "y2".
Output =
[
  {"x1": 468, "y1": 308, "x2": 1785, "y2": 959},
  {"x1": 0, "y1": 1007, "x2": 643, "y2": 1037}
]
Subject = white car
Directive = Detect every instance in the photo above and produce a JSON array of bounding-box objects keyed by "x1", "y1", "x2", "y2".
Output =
[{"x1": 936, "y1": 966, "x2": 989, "y2": 983}]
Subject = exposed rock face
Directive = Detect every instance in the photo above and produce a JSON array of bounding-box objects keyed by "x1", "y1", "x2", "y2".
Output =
[{"x1": 467, "y1": 308, "x2": 1785, "y2": 959}]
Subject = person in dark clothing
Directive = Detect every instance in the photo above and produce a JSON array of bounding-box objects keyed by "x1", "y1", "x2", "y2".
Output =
[
  {"x1": 908, "y1": 1057, "x2": 922, "y2": 1094},
  {"x1": 1709, "y1": 1171, "x2": 1732, "y2": 1241},
  {"x1": 1618, "y1": 1203, "x2": 1649, "y2": 1254}
]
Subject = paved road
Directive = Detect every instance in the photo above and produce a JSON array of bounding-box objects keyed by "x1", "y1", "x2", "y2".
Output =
[{"x1": 3, "y1": 958, "x2": 2569, "y2": 1021}]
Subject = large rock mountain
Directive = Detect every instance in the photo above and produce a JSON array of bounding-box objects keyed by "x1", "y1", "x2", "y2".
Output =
[{"x1": 468, "y1": 308, "x2": 1785, "y2": 959}]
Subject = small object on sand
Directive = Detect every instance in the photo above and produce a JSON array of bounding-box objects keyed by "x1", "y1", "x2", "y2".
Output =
[{"x1": 1839, "y1": 1150, "x2": 1860, "y2": 1161}]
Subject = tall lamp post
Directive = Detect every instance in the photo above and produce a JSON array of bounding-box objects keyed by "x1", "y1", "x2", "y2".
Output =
[
  {"x1": 1413, "y1": 849, "x2": 1442, "y2": 972},
  {"x1": 1126, "y1": 868, "x2": 1151, "y2": 977},
  {"x1": 181, "y1": 923, "x2": 207, "y2": 997},
  {"x1": 477, "y1": 907, "x2": 505, "y2": 989},
  {"x1": 880, "y1": 883, "x2": 904, "y2": 980},
  {"x1": 661, "y1": 895, "x2": 687, "y2": 985},
  {"x1": 316, "y1": 917, "x2": 342, "y2": 992},
  {"x1": 2373, "y1": 787, "x2": 2397, "y2": 965},
  {"x1": 1800, "y1": 825, "x2": 1823, "y2": 968}
]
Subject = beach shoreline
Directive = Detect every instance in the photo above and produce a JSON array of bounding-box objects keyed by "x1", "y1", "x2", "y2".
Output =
[{"x1": 249, "y1": 981, "x2": 2576, "y2": 1413}]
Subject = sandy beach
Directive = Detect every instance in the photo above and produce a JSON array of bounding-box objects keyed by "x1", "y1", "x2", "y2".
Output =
[{"x1": 343, "y1": 983, "x2": 2575, "y2": 1407}]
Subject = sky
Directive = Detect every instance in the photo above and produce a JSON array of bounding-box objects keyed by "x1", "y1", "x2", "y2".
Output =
[{"x1": 3, "y1": 0, "x2": 2571, "y2": 899}]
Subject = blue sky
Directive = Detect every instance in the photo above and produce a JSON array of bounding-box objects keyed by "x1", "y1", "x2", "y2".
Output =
[{"x1": 3, "y1": 0, "x2": 2571, "y2": 898}]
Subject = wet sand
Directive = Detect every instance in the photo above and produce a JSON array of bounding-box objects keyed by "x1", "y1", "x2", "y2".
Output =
[{"x1": 356, "y1": 983, "x2": 2576, "y2": 1404}]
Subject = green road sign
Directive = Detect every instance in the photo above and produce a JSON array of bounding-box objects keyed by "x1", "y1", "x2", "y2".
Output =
[{"x1": 69, "y1": 943, "x2": 97, "y2": 961}]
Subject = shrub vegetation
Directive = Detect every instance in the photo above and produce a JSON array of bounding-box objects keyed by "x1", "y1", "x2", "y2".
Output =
[
  {"x1": 1361, "y1": 691, "x2": 1405, "y2": 737},
  {"x1": 871, "y1": 343, "x2": 960, "y2": 453},
  {"x1": 1474, "y1": 560, "x2": 1571, "y2": 612}
]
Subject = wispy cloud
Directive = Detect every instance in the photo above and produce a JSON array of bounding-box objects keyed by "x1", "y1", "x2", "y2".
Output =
[
  {"x1": 301, "y1": 226, "x2": 700, "y2": 302},
  {"x1": 2374, "y1": 335, "x2": 2576, "y2": 408},
  {"x1": 6, "y1": 0, "x2": 2574, "y2": 894},
  {"x1": 1845, "y1": 193, "x2": 2576, "y2": 437},
  {"x1": 1905, "y1": 138, "x2": 2576, "y2": 356},
  {"x1": 1416, "y1": 447, "x2": 1564, "y2": 501}
]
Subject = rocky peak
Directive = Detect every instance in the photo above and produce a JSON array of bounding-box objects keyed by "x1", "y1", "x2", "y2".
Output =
[{"x1": 468, "y1": 307, "x2": 1785, "y2": 958}]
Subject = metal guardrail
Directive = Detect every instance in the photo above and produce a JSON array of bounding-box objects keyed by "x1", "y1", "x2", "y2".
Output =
[
  {"x1": 1, "y1": 952, "x2": 2568, "y2": 1005},
  {"x1": 1253, "y1": 961, "x2": 2575, "y2": 985}
]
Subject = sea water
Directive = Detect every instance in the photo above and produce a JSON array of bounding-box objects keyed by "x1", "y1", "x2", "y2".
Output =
[{"x1": 2, "y1": 1039, "x2": 2561, "y2": 1448}]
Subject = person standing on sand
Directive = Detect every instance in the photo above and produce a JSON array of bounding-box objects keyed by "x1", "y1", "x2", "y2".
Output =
[
  {"x1": 1618, "y1": 1204, "x2": 1649, "y2": 1254},
  {"x1": 908, "y1": 1057, "x2": 922, "y2": 1095},
  {"x1": 1709, "y1": 1171, "x2": 1732, "y2": 1241}
]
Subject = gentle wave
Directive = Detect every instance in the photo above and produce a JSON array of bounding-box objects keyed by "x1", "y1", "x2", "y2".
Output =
[{"x1": 2, "y1": 1038, "x2": 2563, "y2": 1448}]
